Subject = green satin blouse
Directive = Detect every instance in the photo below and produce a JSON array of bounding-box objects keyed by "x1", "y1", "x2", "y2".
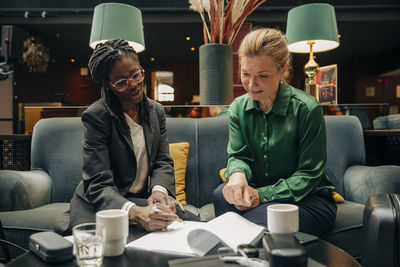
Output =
[{"x1": 224, "y1": 82, "x2": 335, "y2": 203}]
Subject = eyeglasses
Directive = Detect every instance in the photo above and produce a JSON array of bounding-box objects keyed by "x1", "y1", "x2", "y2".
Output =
[{"x1": 109, "y1": 67, "x2": 145, "y2": 92}]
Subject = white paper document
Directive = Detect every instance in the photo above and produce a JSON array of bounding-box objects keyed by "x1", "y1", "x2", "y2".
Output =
[{"x1": 126, "y1": 212, "x2": 265, "y2": 257}]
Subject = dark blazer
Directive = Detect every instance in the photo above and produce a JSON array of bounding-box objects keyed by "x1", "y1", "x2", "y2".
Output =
[{"x1": 59, "y1": 93, "x2": 175, "y2": 232}]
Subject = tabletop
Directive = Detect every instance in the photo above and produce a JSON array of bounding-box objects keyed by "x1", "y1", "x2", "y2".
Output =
[{"x1": 6, "y1": 225, "x2": 360, "y2": 267}]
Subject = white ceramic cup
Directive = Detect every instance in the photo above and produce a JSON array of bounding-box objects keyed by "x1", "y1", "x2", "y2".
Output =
[
  {"x1": 96, "y1": 209, "x2": 129, "y2": 257},
  {"x1": 267, "y1": 204, "x2": 299, "y2": 234}
]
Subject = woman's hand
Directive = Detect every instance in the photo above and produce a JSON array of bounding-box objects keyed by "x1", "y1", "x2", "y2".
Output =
[
  {"x1": 222, "y1": 172, "x2": 252, "y2": 208},
  {"x1": 129, "y1": 204, "x2": 178, "y2": 232},
  {"x1": 147, "y1": 191, "x2": 184, "y2": 213},
  {"x1": 235, "y1": 186, "x2": 260, "y2": 211}
]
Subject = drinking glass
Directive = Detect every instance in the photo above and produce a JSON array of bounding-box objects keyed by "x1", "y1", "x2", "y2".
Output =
[{"x1": 73, "y1": 222, "x2": 105, "y2": 266}]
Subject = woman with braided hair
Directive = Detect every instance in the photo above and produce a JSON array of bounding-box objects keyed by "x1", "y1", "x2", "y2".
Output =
[{"x1": 55, "y1": 39, "x2": 194, "y2": 233}]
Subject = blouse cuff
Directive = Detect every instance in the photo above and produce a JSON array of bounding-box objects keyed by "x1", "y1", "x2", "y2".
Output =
[
  {"x1": 152, "y1": 185, "x2": 168, "y2": 196},
  {"x1": 257, "y1": 186, "x2": 277, "y2": 203},
  {"x1": 225, "y1": 167, "x2": 252, "y2": 182}
]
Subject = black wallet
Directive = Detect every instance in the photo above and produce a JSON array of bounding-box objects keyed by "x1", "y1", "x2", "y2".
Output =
[
  {"x1": 262, "y1": 233, "x2": 307, "y2": 267},
  {"x1": 29, "y1": 232, "x2": 73, "y2": 263}
]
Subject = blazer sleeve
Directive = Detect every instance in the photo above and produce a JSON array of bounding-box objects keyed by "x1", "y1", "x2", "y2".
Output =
[
  {"x1": 81, "y1": 110, "x2": 128, "y2": 211},
  {"x1": 148, "y1": 104, "x2": 175, "y2": 197}
]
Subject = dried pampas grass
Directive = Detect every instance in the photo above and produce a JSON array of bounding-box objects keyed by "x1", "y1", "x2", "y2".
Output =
[{"x1": 189, "y1": 0, "x2": 267, "y2": 45}]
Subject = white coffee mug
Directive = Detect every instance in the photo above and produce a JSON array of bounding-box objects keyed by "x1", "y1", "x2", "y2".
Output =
[
  {"x1": 96, "y1": 209, "x2": 129, "y2": 257},
  {"x1": 267, "y1": 204, "x2": 299, "y2": 234}
]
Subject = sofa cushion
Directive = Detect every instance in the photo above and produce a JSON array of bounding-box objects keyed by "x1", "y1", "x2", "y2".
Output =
[
  {"x1": 31, "y1": 118, "x2": 83, "y2": 203},
  {"x1": 325, "y1": 116, "x2": 365, "y2": 196},
  {"x1": 1, "y1": 203, "x2": 69, "y2": 232},
  {"x1": 166, "y1": 117, "x2": 228, "y2": 208},
  {"x1": 344, "y1": 165, "x2": 400, "y2": 204},
  {"x1": 169, "y1": 142, "x2": 190, "y2": 205},
  {"x1": 184, "y1": 204, "x2": 215, "y2": 222},
  {"x1": 321, "y1": 201, "x2": 364, "y2": 259}
]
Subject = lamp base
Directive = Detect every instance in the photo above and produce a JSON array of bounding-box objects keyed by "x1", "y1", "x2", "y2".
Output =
[{"x1": 305, "y1": 81, "x2": 318, "y2": 101}]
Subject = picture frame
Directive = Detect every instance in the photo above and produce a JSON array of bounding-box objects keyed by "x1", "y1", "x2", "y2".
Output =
[
  {"x1": 365, "y1": 86, "x2": 375, "y2": 97},
  {"x1": 316, "y1": 64, "x2": 338, "y2": 104}
]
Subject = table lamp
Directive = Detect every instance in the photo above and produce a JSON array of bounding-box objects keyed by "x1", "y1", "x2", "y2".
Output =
[
  {"x1": 286, "y1": 3, "x2": 339, "y2": 99},
  {"x1": 89, "y1": 3, "x2": 145, "y2": 52}
]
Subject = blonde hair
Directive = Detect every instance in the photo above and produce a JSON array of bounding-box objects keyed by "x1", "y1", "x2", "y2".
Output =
[{"x1": 238, "y1": 28, "x2": 292, "y2": 83}]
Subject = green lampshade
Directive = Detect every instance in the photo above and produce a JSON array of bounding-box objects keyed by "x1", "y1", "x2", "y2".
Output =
[
  {"x1": 89, "y1": 3, "x2": 145, "y2": 52},
  {"x1": 286, "y1": 3, "x2": 339, "y2": 53}
]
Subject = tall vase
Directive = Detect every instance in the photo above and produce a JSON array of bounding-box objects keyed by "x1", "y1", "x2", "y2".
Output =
[{"x1": 199, "y1": 44, "x2": 233, "y2": 105}]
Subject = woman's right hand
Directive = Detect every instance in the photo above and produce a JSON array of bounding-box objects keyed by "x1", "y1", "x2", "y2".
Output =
[
  {"x1": 222, "y1": 172, "x2": 252, "y2": 208},
  {"x1": 129, "y1": 204, "x2": 178, "y2": 232}
]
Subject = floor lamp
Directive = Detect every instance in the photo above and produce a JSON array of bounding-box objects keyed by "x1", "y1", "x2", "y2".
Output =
[
  {"x1": 286, "y1": 3, "x2": 339, "y2": 100},
  {"x1": 89, "y1": 3, "x2": 145, "y2": 52}
]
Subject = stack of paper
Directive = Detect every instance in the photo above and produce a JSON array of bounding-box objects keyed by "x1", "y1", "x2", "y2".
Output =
[{"x1": 126, "y1": 212, "x2": 265, "y2": 256}]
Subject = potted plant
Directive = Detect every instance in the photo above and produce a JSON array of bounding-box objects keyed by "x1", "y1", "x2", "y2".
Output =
[{"x1": 189, "y1": 0, "x2": 267, "y2": 104}]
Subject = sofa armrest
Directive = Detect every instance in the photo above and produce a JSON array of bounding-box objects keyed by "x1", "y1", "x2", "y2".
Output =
[
  {"x1": 0, "y1": 169, "x2": 52, "y2": 211},
  {"x1": 343, "y1": 165, "x2": 400, "y2": 204}
]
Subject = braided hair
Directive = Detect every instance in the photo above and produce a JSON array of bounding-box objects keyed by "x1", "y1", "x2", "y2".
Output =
[
  {"x1": 88, "y1": 39, "x2": 150, "y2": 125},
  {"x1": 88, "y1": 39, "x2": 138, "y2": 87}
]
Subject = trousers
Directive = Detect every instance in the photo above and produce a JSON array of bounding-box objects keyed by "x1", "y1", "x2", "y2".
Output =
[{"x1": 213, "y1": 183, "x2": 337, "y2": 236}]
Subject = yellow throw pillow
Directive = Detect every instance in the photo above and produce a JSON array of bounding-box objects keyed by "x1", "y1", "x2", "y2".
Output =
[
  {"x1": 169, "y1": 142, "x2": 190, "y2": 206},
  {"x1": 219, "y1": 168, "x2": 227, "y2": 183},
  {"x1": 332, "y1": 191, "x2": 345, "y2": 203},
  {"x1": 218, "y1": 168, "x2": 345, "y2": 203}
]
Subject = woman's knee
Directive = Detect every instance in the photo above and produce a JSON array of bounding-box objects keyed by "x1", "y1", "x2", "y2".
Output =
[{"x1": 213, "y1": 183, "x2": 226, "y2": 203}]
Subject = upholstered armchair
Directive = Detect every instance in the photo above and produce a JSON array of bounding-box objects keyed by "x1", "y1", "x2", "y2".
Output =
[
  {"x1": 0, "y1": 118, "x2": 82, "y2": 257},
  {"x1": 324, "y1": 115, "x2": 400, "y2": 205}
]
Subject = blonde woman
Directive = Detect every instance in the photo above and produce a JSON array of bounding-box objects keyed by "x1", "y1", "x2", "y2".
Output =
[{"x1": 213, "y1": 28, "x2": 336, "y2": 236}]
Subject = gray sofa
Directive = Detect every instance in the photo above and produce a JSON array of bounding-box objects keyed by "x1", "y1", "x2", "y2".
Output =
[{"x1": 1, "y1": 115, "x2": 400, "y2": 260}]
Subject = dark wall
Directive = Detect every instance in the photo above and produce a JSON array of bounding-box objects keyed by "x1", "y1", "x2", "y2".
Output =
[
  {"x1": 14, "y1": 51, "x2": 400, "y2": 108},
  {"x1": 15, "y1": 60, "x2": 199, "y2": 106},
  {"x1": 15, "y1": 63, "x2": 100, "y2": 105}
]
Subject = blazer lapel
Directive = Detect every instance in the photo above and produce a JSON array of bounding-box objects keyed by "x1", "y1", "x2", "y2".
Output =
[
  {"x1": 143, "y1": 112, "x2": 155, "y2": 162},
  {"x1": 102, "y1": 93, "x2": 136, "y2": 156},
  {"x1": 114, "y1": 116, "x2": 136, "y2": 156}
]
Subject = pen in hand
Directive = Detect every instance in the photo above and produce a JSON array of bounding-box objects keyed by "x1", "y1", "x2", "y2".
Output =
[{"x1": 152, "y1": 205, "x2": 183, "y2": 223}]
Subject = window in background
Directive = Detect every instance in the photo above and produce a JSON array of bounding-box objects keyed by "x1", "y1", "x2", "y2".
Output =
[{"x1": 153, "y1": 71, "x2": 174, "y2": 102}]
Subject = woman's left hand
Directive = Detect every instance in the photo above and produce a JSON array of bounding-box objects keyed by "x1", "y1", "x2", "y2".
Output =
[
  {"x1": 235, "y1": 186, "x2": 260, "y2": 211},
  {"x1": 147, "y1": 191, "x2": 185, "y2": 213}
]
